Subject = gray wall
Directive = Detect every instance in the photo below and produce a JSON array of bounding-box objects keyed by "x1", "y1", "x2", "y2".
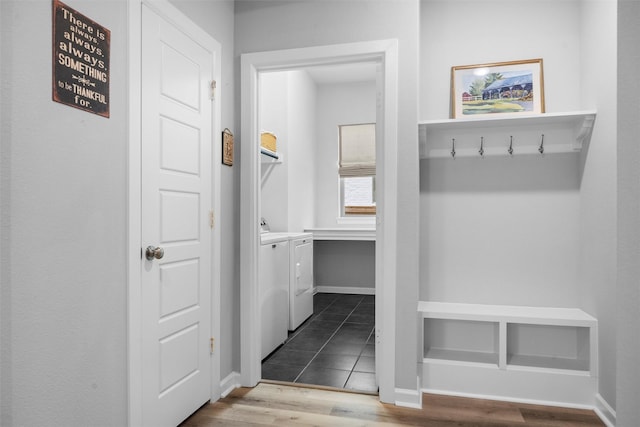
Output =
[
  {"x1": 0, "y1": 1, "x2": 236, "y2": 425},
  {"x1": 314, "y1": 241, "x2": 375, "y2": 290},
  {"x1": 234, "y1": 0, "x2": 420, "y2": 389},
  {"x1": 1, "y1": 1, "x2": 128, "y2": 425},
  {"x1": 617, "y1": 1, "x2": 640, "y2": 424},
  {"x1": 578, "y1": 0, "x2": 618, "y2": 410}
]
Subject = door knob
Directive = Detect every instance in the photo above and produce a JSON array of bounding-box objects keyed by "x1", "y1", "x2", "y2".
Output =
[{"x1": 145, "y1": 246, "x2": 165, "y2": 261}]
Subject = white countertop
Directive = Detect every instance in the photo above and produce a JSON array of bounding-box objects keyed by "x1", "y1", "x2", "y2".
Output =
[
  {"x1": 260, "y1": 232, "x2": 313, "y2": 245},
  {"x1": 304, "y1": 228, "x2": 376, "y2": 241}
]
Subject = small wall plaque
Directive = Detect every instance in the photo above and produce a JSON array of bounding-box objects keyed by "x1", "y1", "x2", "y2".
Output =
[
  {"x1": 222, "y1": 128, "x2": 234, "y2": 166},
  {"x1": 52, "y1": 0, "x2": 111, "y2": 118}
]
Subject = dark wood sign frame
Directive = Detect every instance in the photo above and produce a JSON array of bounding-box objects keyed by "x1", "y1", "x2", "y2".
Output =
[{"x1": 52, "y1": 0, "x2": 111, "y2": 118}]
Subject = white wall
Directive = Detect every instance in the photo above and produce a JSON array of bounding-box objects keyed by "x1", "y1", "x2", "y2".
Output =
[
  {"x1": 287, "y1": 70, "x2": 317, "y2": 232},
  {"x1": 421, "y1": 154, "x2": 581, "y2": 307},
  {"x1": 419, "y1": 0, "x2": 583, "y2": 304},
  {"x1": 235, "y1": 0, "x2": 420, "y2": 390},
  {"x1": 260, "y1": 72, "x2": 290, "y2": 231},
  {"x1": 259, "y1": 70, "x2": 316, "y2": 233},
  {"x1": 1, "y1": 1, "x2": 128, "y2": 425},
  {"x1": 617, "y1": 1, "x2": 640, "y2": 424},
  {"x1": 315, "y1": 81, "x2": 377, "y2": 227},
  {"x1": 420, "y1": 0, "x2": 582, "y2": 120}
]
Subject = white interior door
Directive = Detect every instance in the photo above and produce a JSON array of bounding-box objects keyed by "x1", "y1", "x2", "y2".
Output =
[{"x1": 141, "y1": 5, "x2": 213, "y2": 426}]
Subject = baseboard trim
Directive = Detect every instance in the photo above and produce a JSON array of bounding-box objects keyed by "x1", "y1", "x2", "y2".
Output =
[
  {"x1": 594, "y1": 393, "x2": 616, "y2": 427},
  {"x1": 220, "y1": 371, "x2": 241, "y2": 398},
  {"x1": 315, "y1": 286, "x2": 375, "y2": 295},
  {"x1": 422, "y1": 388, "x2": 595, "y2": 411},
  {"x1": 395, "y1": 378, "x2": 422, "y2": 409}
]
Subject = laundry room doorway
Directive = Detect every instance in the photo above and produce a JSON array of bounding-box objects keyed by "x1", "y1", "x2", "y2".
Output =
[
  {"x1": 257, "y1": 64, "x2": 378, "y2": 393},
  {"x1": 240, "y1": 40, "x2": 400, "y2": 403}
]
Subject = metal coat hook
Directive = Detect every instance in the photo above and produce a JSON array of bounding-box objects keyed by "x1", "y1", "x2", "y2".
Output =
[
  {"x1": 451, "y1": 138, "x2": 456, "y2": 158},
  {"x1": 539, "y1": 134, "x2": 545, "y2": 154},
  {"x1": 479, "y1": 136, "x2": 484, "y2": 157},
  {"x1": 508, "y1": 135, "x2": 514, "y2": 156}
]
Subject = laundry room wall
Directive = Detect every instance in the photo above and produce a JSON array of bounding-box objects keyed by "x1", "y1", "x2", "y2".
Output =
[
  {"x1": 315, "y1": 81, "x2": 377, "y2": 227},
  {"x1": 286, "y1": 70, "x2": 317, "y2": 232},
  {"x1": 260, "y1": 71, "x2": 290, "y2": 232},
  {"x1": 313, "y1": 80, "x2": 377, "y2": 293},
  {"x1": 259, "y1": 70, "x2": 316, "y2": 233}
]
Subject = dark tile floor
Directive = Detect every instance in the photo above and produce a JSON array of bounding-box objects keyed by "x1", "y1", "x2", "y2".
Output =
[{"x1": 261, "y1": 293, "x2": 377, "y2": 393}]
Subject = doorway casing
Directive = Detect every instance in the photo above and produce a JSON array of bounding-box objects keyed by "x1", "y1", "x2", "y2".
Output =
[{"x1": 240, "y1": 40, "x2": 399, "y2": 403}]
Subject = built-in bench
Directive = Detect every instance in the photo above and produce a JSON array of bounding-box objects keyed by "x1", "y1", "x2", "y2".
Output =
[{"x1": 418, "y1": 301, "x2": 598, "y2": 407}]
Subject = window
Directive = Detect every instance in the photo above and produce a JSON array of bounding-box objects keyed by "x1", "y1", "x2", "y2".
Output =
[{"x1": 339, "y1": 123, "x2": 376, "y2": 217}]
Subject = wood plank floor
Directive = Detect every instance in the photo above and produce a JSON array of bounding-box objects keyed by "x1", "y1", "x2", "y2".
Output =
[{"x1": 180, "y1": 382, "x2": 605, "y2": 426}]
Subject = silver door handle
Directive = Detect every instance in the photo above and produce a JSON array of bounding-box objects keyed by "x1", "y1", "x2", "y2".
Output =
[{"x1": 145, "y1": 246, "x2": 165, "y2": 261}]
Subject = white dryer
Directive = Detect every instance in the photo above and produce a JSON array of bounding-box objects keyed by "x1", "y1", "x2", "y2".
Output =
[{"x1": 289, "y1": 234, "x2": 314, "y2": 330}]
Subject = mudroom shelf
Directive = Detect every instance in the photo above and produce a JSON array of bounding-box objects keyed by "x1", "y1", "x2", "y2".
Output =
[{"x1": 419, "y1": 110, "x2": 596, "y2": 159}]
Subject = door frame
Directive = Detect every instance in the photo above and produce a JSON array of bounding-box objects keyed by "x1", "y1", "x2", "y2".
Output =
[
  {"x1": 128, "y1": 1, "x2": 222, "y2": 425},
  {"x1": 240, "y1": 40, "x2": 398, "y2": 403}
]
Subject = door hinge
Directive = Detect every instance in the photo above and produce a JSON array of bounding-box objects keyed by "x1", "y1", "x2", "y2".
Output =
[
  {"x1": 210, "y1": 80, "x2": 216, "y2": 100},
  {"x1": 210, "y1": 337, "x2": 215, "y2": 354},
  {"x1": 209, "y1": 210, "x2": 215, "y2": 229}
]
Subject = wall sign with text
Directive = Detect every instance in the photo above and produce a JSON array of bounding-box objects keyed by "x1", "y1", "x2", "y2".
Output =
[{"x1": 52, "y1": 0, "x2": 110, "y2": 118}]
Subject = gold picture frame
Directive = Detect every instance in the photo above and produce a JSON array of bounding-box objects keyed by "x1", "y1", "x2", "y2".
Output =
[
  {"x1": 451, "y1": 58, "x2": 545, "y2": 119},
  {"x1": 222, "y1": 128, "x2": 233, "y2": 166}
]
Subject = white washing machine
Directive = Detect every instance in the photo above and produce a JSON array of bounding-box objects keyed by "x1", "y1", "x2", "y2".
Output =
[
  {"x1": 259, "y1": 235, "x2": 289, "y2": 359},
  {"x1": 259, "y1": 231, "x2": 314, "y2": 358},
  {"x1": 289, "y1": 234, "x2": 313, "y2": 330}
]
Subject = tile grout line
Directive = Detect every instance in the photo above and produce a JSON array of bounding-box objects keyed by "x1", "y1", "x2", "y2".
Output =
[
  {"x1": 342, "y1": 301, "x2": 376, "y2": 389},
  {"x1": 262, "y1": 294, "x2": 376, "y2": 391},
  {"x1": 293, "y1": 295, "x2": 366, "y2": 385}
]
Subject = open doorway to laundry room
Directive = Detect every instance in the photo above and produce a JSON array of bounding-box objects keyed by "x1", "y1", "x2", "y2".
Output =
[
  {"x1": 240, "y1": 40, "x2": 399, "y2": 403},
  {"x1": 258, "y1": 63, "x2": 378, "y2": 393}
]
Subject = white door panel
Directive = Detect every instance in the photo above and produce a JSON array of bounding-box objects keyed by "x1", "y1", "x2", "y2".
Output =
[
  {"x1": 159, "y1": 191, "x2": 200, "y2": 243},
  {"x1": 160, "y1": 118, "x2": 201, "y2": 175},
  {"x1": 160, "y1": 259, "x2": 200, "y2": 316},
  {"x1": 141, "y1": 4, "x2": 213, "y2": 426},
  {"x1": 161, "y1": 44, "x2": 201, "y2": 110}
]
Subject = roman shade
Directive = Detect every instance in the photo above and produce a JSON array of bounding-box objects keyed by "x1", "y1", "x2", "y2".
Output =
[{"x1": 339, "y1": 123, "x2": 376, "y2": 177}]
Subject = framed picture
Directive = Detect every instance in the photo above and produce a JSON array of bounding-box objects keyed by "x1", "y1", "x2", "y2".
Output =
[
  {"x1": 451, "y1": 58, "x2": 545, "y2": 119},
  {"x1": 222, "y1": 128, "x2": 233, "y2": 166}
]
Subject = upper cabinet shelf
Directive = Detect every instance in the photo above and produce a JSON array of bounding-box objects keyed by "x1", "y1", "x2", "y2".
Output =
[
  {"x1": 419, "y1": 110, "x2": 596, "y2": 159},
  {"x1": 260, "y1": 147, "x2": 283, "y2": 163}
]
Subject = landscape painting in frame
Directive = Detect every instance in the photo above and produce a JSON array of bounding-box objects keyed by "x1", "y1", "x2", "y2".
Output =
[{"x1": 451, "y1": 59, "x2": 545, "y2": 119}]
